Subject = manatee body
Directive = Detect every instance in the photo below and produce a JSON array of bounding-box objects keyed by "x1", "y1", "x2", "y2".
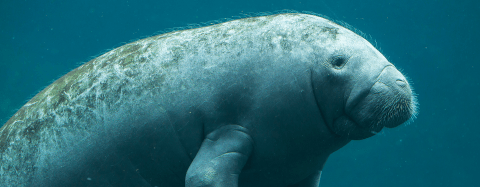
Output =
[{"x1": 0, "y1": 13, "x2": 416, "y2": 187}]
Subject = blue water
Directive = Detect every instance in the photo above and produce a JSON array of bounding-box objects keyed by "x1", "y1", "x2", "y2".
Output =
[{"x1": 0, "y1": 0, "x2": 478, "y2": 186}]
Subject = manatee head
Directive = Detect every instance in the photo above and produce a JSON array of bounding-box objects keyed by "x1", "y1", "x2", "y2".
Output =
[{"x1": 311, "y1": 21, "x2": 417, "y2": 140}]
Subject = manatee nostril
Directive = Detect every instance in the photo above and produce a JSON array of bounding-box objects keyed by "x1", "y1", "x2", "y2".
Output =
[{"x1": 396, "y1": 79, "x2": 407, "y2": 88}]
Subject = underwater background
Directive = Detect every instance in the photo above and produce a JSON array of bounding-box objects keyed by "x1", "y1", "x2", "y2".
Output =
[{"x1": 0, "y1": 0, "x2": 478, "y2": 186}]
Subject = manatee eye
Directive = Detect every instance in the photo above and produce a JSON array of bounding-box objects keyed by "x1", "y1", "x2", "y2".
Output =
[{"x1": 331, "y1": 55, "x2": 348, "y2": 69}]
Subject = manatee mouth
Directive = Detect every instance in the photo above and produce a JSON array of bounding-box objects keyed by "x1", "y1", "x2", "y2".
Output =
[{"x1": 333, "y1": 66, "x2": 417, "y2": 140}]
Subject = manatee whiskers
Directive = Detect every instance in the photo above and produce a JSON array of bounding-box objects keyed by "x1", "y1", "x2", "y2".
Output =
[{"x1": 375, "y1": 90, "x2": 417, "y2": 128}]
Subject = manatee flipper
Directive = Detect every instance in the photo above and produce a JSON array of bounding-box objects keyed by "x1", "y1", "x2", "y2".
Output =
[
  {"x1": 185, "y1": 125, "x2": 253, "y2": 187},
  {"x1": 288, "y1": 170, "x2": 322, "y2": 187}
]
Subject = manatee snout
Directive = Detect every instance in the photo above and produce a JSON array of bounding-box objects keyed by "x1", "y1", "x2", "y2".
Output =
[{"x1": 348, "y1": 65, "x2": 416, "y2": 136}]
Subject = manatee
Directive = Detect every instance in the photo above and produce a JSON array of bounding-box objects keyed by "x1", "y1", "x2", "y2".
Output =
[{"x1": 0, "y1": 13, "x2": 417, "y2": 187}]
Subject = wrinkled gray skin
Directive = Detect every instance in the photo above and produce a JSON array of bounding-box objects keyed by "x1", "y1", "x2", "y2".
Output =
[{"x1": 0, "y1": 13, "x2": 416, "y2": 187}]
